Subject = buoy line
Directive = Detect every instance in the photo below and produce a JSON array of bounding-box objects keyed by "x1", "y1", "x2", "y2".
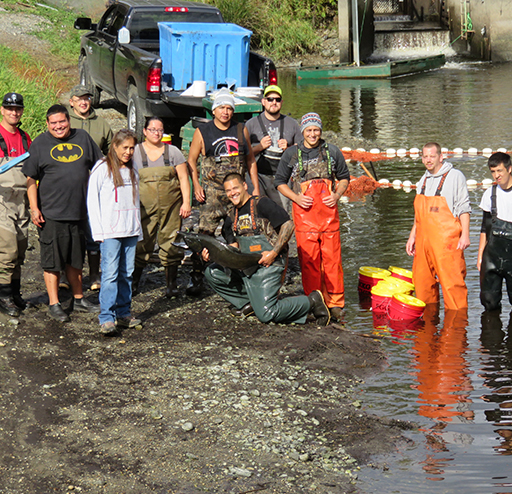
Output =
[
  {"x1": 341, "y1": 146, "x2": 500, "y2": 192},
  {"x1": 341, "y1": 146, "x2": 509, "y2": 162}
]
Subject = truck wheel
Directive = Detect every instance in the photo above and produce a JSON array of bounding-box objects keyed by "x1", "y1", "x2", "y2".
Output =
[
  {"x1": 79, "y1": 54, "x2": 101, "y2": 107},
  {"x1": 127, "y1": 87, "x2": 145, "y2": 141}
]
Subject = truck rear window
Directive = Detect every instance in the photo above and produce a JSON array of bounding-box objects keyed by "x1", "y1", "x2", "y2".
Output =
[{"x1": 128, "y1": 11, "x2": 222, "y2": 42}]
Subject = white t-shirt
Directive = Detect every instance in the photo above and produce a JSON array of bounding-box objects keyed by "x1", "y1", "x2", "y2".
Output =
[{"x1": 479, "y1": 184, "x2": 512, "y2": 222}]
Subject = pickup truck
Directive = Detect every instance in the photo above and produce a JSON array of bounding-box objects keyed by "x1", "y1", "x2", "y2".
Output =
[{"x1": 74, "y1": 0, "x2": 277, "y2": 142}]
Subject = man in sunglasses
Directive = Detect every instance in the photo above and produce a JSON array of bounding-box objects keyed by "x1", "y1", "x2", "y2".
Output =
[{"x1": 246, "y1": 85, "x2": 301, "y2": 207}]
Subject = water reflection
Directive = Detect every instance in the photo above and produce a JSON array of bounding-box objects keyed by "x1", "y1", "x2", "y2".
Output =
[
  {"x1": 479, "y1": 311, "x2": 512, "y2": 455},
  {"x1": 414, "y1": 305, "x2": 473, "y2": 423},
  {"x1": 280, "y1": 62, "x2": 512, "y2": 149}
]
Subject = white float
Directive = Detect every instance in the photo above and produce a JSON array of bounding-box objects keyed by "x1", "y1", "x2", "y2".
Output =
[
  {"x1": 497, "y1": 148, "x2": 508, "y2": 153},
  {"x1": 342, "y1": 147, "x2": 352, "y2": 152},
  {"x1": 370, "y1": 148, "x2": 380, "y2": 154},
  {"x1": 356, "y1": 148, "x2": 366, "y2": 153},
  {"x1": 386, "y1": 148, "x2": 396, "y2": 157},
  {"x1": 402, "y1": 180, "x2": 413, "y2": 187},
  {"x1": 392, "y1": 179, "x2": 402, "y2": 186},
  {"x1": 468, "y1": 147, "x2": 478, "y2": 156},
  {"x1": 441, "y1": 147, "x2": 449, "y2": 154},
  {"x1": 410, "y1": 147, "x2": 420, "y2": 154},
  {"x1": 453, "y1": 147, "x2": 464, "y2": 155},
  {"x1": 466, "y1": 179, "x2": 478, "y2": 187},
  {"x1": 482, "y1": 148, "x2": 493, "y2": 157},
  {"x1": 397, "y1": 149, "x2": 407, "y2": 157},
  {"x1": 378, "y1": 178, "x2": 390, "y2": 185},
  {"x1": 482, "y1": 178, "x2": 493, "y2": 186}
]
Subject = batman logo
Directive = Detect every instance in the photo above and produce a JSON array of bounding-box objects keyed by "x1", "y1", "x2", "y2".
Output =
[{"x1": 50, "y1": 143, "x2": 84, "y2": 163}]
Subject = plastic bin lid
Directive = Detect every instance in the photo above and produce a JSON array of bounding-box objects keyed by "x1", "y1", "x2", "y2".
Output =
[
  {"x1": 358, "y1": 266, "x2": 391, "y2": 279},
  {"x1": 388, "y1": 266, "x2": 413, "y2": 278},
  {"x1": 392, "y1": 293, "x2": 426, "y2": 307}
]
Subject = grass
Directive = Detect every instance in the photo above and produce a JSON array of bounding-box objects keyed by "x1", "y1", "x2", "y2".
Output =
[
  {"x1": 204, "y1": 0, "x2": 335, "y2": 59},
  {"x1": 0, "y1": 0, "x2": 82, "y2": 64},
  {"x1": 0, "y1": 46, "x2": 62, "y2": 137}
]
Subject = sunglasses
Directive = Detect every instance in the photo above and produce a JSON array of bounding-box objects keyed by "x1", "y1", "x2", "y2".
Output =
[{"x1": 265, "y1": 97, "x2": 282, "y2": 103}]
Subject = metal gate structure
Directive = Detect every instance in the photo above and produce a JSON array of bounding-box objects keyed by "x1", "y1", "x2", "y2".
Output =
[{"x1": 373, "y1": 0, "x2": 404, "y2": 15}]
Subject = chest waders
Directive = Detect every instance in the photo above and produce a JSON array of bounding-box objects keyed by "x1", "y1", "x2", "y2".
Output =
[
  {"x1": 290, "y1": 146, "x2": 344, "y2": 309},
  {"x1": 480, "y1": 185, "x2": 512, "y2": 311},
  {"x1": 0, "y1": 142, "x2": 30, "y2": 297},
  {"x1": 413, "y1": 171, "x2": 467, "y2": 310},
  {"x1": 133, "y1": 144, "x2": 183, "y2": 298},
  {"x1": 204, "y1": 197, "x2": 311, "y2": 324},
  {"x1": 188, "y1": 124, "x2": 247, "y2": 296}
]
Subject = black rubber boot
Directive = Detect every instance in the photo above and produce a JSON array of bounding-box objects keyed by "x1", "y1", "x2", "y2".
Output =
[
  {"x1": 0, "y1": 283, "x2": 20, "y2": 317},
  {"x1": 10, "y1": 278, "x2": 27, "y2": 311},
  {"x1": 308, "y1": 290, "x2": 331, "y2": 326},
  {"x1": 87, "y1": 250, "x2": 101, "y2": 290},
  {"x1": 132, "y1": 267, "x2": 144, "y2": 296},
  {"x1": 186, "y1": 254, "x2": 203, "y2": 297},
  {"x1": 165, "y1": 265, "x2": 180, "y2": 298}
]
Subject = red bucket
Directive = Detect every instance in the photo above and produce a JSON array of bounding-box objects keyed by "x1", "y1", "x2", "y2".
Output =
[
  {"x1": 388, "y1": 293, "x2": 425, "y2": 321},
  {"x1": 388, "y1": 266, "x2": 413, "y2": 285},
  {"x1": 358, "y1": 266, "x2": 391, "y2": 294},
  {"x1": 371, "y1": 293, "x2": 390, "y2": 314}
]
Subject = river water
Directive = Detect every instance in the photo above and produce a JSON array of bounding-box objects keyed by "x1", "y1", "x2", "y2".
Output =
[{"x1": 278, "y1": 61, "x2": 512, "y2": 493}]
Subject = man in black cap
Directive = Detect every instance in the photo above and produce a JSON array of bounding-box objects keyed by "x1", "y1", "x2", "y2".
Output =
[
  {"x1": 0, "y1": 92, "x2": 31, "y2": 317},
  {"x1": 67, "y1": 84, "x2": 113, "y2": 291}
]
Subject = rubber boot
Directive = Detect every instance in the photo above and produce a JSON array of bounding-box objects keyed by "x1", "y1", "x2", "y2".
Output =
[
  {"x1": 10, "y1": 278, "x2": 27, "y2": 311},
  {"x1": 186, "y1": 253, "x2": 203, "y2": 297},
  {"x1": 165, "y1": 265, "x2": 180, "y2": 298},
  {"x1": 87, "y1": 250, "x2": 101, "y2": 290},
  {"x1": 0, "y1": 283, "x2": 20, "y2": 317},
  {"x1": 132, "y1": 266, "x2": 144, "y2": 296}
]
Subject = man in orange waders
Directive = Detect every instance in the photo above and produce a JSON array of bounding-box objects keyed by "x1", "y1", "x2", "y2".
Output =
[
  {"x1": 406, "y1": 142, "x2": 471, "y2": 310},
  {"x1": 275, "y1": 113, "x2": 349, "y2": 321}
]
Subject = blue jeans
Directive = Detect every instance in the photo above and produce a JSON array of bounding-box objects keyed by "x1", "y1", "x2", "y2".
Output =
[{"x1": 99, "y1": 237, "x2": 138, "y2": 324}]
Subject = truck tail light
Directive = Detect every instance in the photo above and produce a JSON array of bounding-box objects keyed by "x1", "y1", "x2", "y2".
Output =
[
  {"x1": 147, "y1": 66, "x2": 161, "y2": 93},
  {"x1": 268, "y1": 67, "x2": 278, "y2": 86},
  {"x1": 165, "y1": 7, "x2": 188, "y2": 12}
]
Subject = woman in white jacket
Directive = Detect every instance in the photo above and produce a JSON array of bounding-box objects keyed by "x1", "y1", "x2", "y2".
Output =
[{"x1": 87, "y1": 129, "x2": 142, "y2": 335}]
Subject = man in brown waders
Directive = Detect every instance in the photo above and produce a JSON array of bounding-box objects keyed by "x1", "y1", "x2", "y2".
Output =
[{"x1": 0, "y1": 92, "x2": 31, "y2": 317}]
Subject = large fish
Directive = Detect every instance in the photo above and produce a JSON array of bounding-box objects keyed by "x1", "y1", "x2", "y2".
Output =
[{"x1": 173, "y1": 231, "x2": 261, "y2": 276}]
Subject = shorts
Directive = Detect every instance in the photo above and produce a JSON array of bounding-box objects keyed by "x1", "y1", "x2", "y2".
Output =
[{"x1": 38, "y1": 218, "x2": 87, "y2": 271}]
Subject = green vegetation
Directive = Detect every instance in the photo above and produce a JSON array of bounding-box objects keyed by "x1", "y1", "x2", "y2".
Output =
[
  {"x1": 0, "y1": 0, "x2": 82, "y2": 64},
  {"x1": 205, "y1": 0, "x2": 338, "y2": 59},
  {"x1": 0, "y1": 46, "x2": 61, "y2": 137}
]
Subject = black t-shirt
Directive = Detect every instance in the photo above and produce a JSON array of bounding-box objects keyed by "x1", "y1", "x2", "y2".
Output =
[
  {"x1": 199, "y1": 120, "x2": 249, "y2": 157},
  {"x1": 22, "y1": 129, "x2": 102, "y2": 221},
  {"x1": 222, "y1": 196, "x2": 290, "y2": 244}
]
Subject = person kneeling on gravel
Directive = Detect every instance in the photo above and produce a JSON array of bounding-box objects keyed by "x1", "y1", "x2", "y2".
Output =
[{"x1": 202, "y1": 172, "x2": 331, "y2": 326}]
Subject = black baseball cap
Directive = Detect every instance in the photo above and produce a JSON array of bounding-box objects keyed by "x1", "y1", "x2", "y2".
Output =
[{"x1": 2, "y1": 93, "x2": 24, "y2": 108}]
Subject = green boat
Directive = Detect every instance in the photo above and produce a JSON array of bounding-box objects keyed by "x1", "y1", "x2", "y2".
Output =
[{"x1": 296, "y1": 54, "x2": 446, "y2": 81}]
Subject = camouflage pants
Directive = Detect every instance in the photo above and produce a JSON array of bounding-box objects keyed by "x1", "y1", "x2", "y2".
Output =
[{"x1": 198, "y1": 182, "x2": 231, "y2": 236}]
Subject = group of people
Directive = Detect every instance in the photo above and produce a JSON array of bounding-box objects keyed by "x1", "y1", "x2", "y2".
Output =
[{"x1": 1, "y1": 83, "x2": 511, "y2": 335}]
